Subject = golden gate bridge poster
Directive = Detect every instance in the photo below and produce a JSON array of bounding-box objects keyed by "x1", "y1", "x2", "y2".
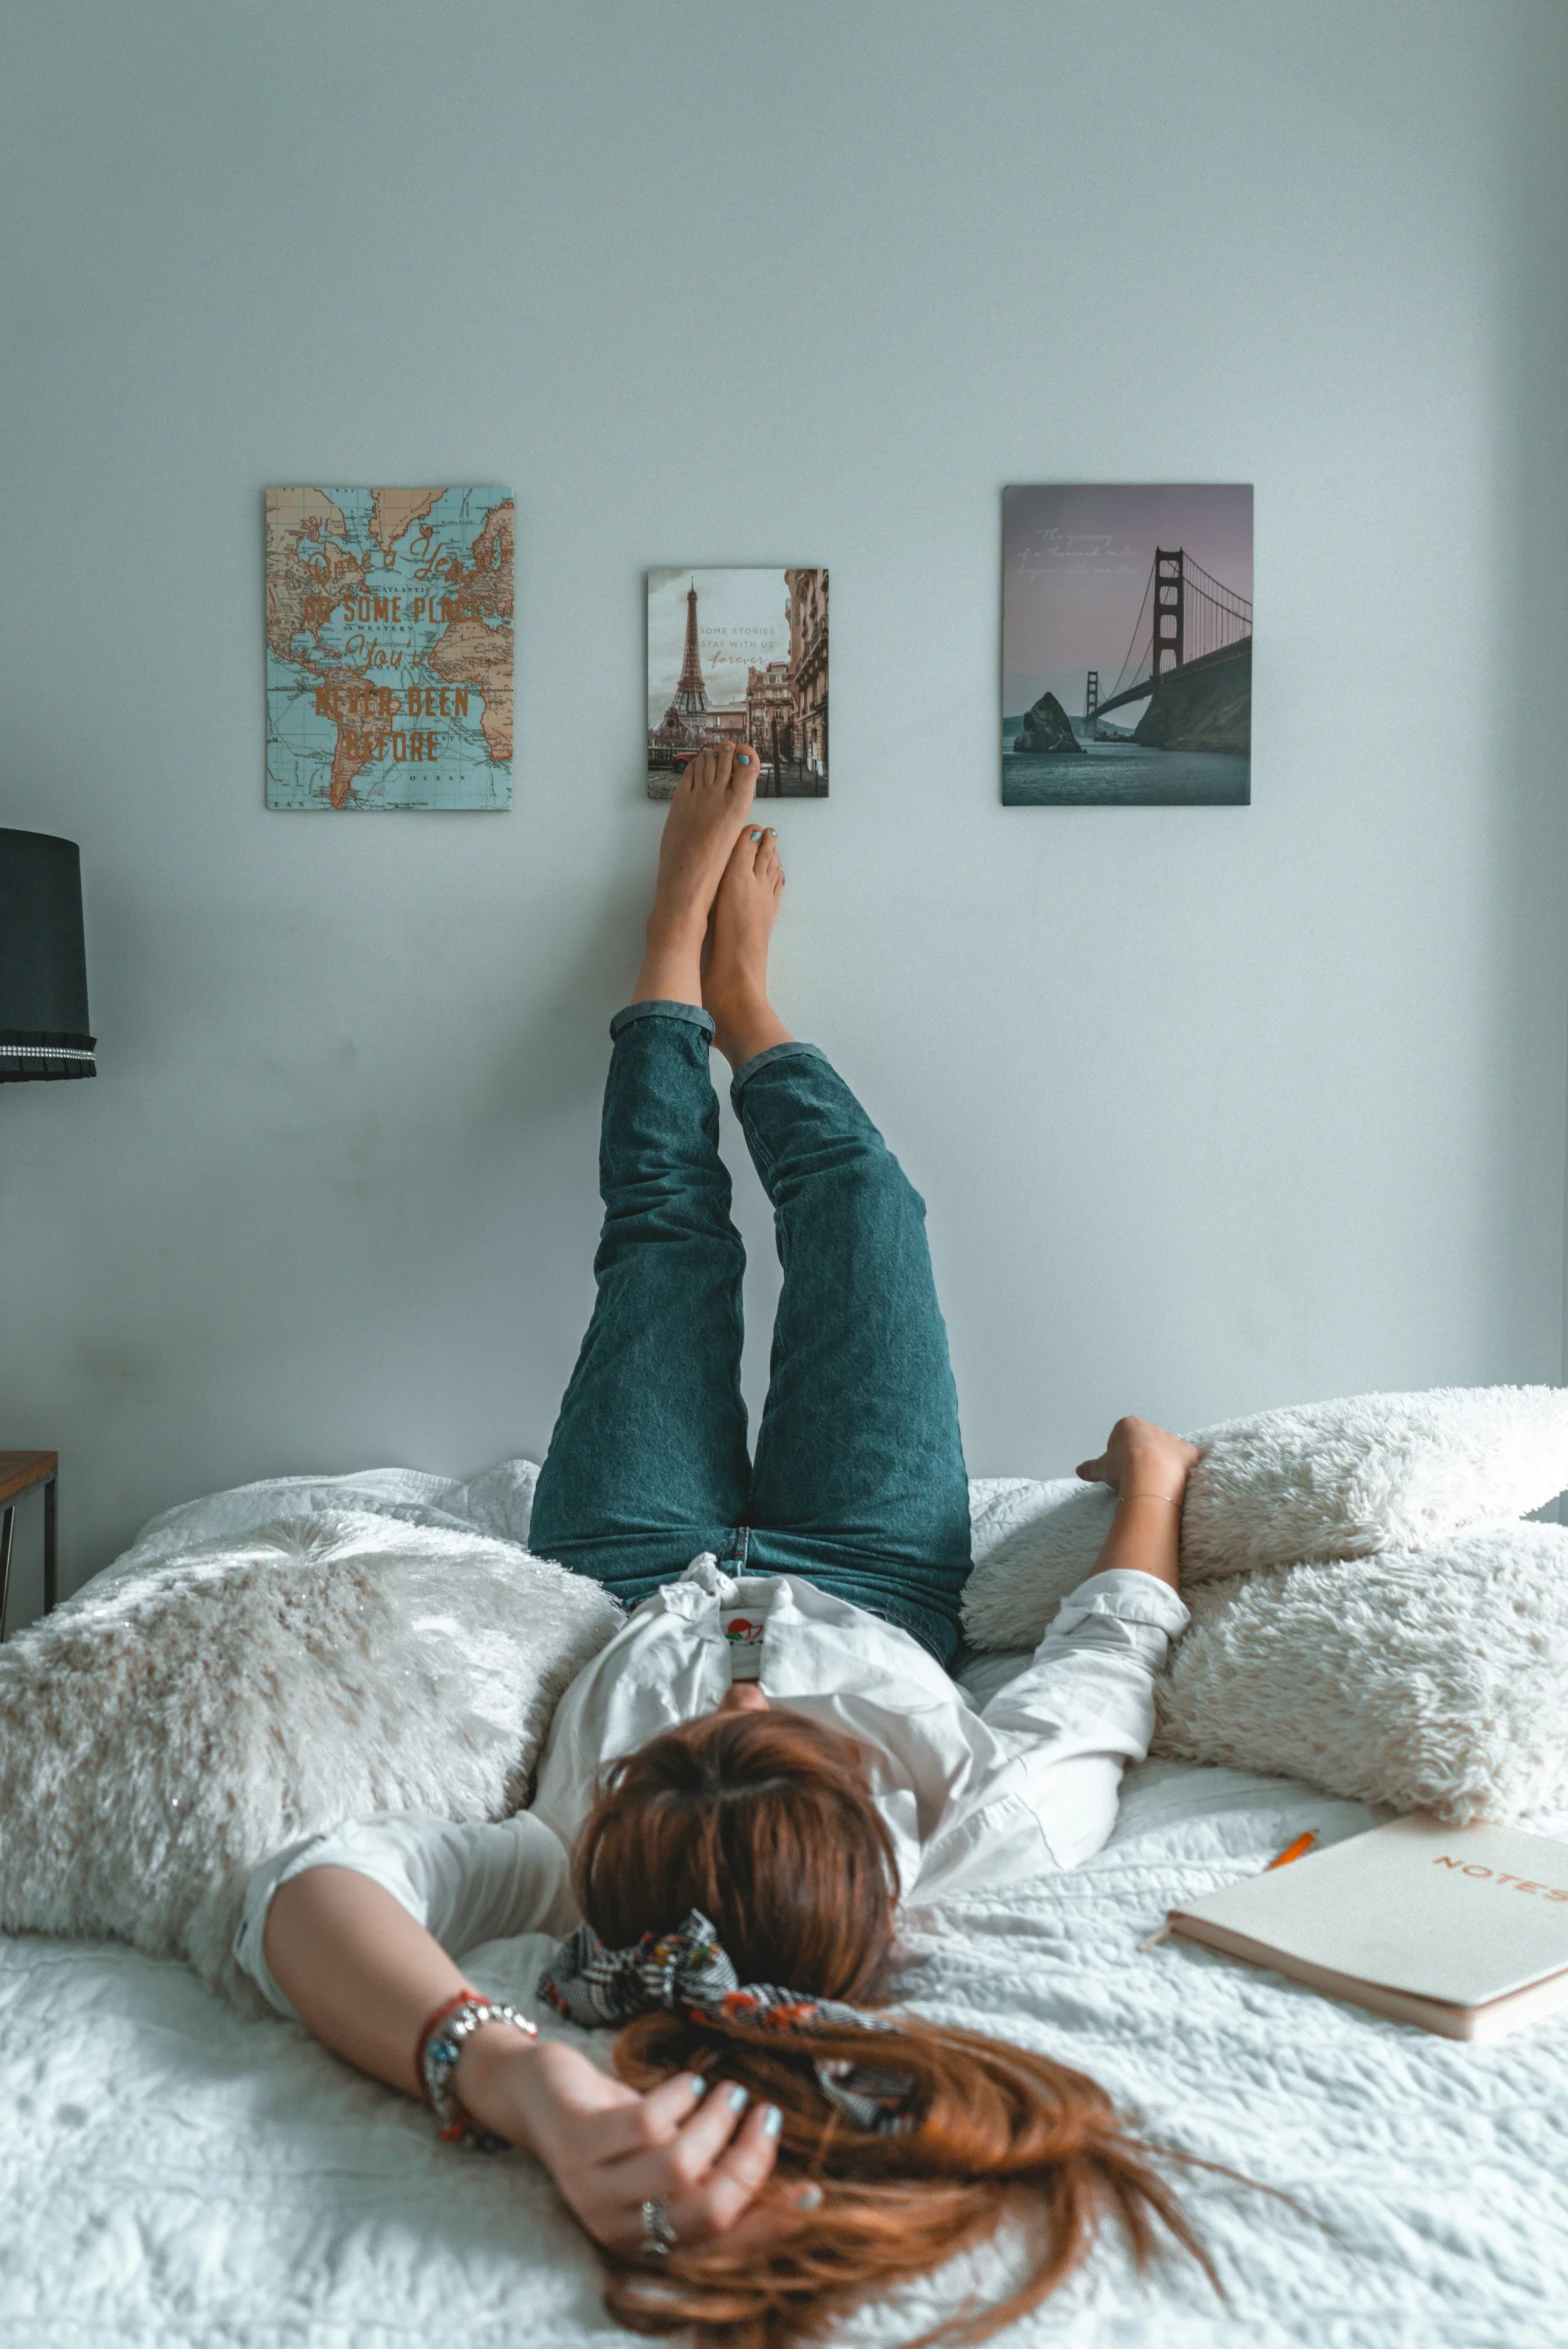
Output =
[{"x1": 1002, "y1": 484, "x2": 1252, "y2": 805}]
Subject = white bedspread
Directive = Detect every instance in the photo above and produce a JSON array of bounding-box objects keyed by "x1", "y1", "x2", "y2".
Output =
[
  {"x1": 6, "y1": 1758, "x2": 1565, "y2": 2346},
  {"x1": 5, "y1": 1467, "x2": 1567, "y2": 2344}
]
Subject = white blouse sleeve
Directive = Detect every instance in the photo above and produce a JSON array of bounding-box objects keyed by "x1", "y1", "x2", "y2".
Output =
[
  {"x1": 233, "y1": 1810, "x2": 579, "y2": 2020},
  {"x1": 916, "y1": 1569, "x2": 1189, "y2": 1897}
]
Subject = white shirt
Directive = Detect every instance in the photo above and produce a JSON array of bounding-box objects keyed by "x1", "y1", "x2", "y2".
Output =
[{"x1": 235, "y1": 1559, "x2": 1188, "y2": 2018}]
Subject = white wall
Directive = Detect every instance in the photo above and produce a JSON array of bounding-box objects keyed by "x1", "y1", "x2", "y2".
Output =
[{"x1": 2, "y1": 0, "x2": 1565, "y2": 1617}]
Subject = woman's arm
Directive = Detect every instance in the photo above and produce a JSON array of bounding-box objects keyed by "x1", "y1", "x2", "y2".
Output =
[
  {"x1": 929, "y1": 1419, "x2": 1197, "y2": 1885},
  {"x1": 1074, "y1": 1414, "x2": 1199, "y2": 1588},
  {"x1": 263, "y1": 1862, "x2": 467, "y2": 2095},
  {"x1": 261, "y1": 1861, "x2": 797, "y2": 2257}
]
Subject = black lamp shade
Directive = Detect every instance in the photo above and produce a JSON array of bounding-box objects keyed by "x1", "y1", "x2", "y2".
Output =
[{"x1": 0, "y1": 829, "x2": 95, "y2": 1082}]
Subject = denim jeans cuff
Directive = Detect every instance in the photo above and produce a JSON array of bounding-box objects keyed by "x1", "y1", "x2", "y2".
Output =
[
  {"x1": 729, "y1": 1040, "x2": 828, "y2": 1098},
  {"x1": 610, "y1": 999, "x2": 716, "y2": 1042}
]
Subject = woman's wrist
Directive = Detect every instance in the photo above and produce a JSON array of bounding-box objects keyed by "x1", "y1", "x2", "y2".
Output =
[
  {"x1": 1117, "y1": 1445, "x2": 1191, "y2": 1502},
  {"x1": 450, "y1": 2023, "x2": 547, "y2": 2153}
]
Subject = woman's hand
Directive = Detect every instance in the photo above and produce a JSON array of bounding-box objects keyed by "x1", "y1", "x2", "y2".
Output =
[
  {"x1": 461, "y1": 2031, "x2": 807, "y2": 2258},
  {"x1": 1074, "y1": 1417, "x2": 1198, "y2": 1591},
  {"x1": 262, "y1": 1870, "x2": 805, "y2": 2262},
  {"x1": 1076, "y1": 1415, "x2": 1198, "y2": 1503}
]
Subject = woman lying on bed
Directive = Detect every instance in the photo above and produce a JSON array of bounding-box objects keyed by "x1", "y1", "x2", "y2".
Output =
[{"x1": 237, "y1": 745, "x2": 1210, "y2": 2347}]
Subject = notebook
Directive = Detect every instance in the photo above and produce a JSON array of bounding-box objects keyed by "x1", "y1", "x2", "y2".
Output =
[{"x1": 1166, "y1": 1814, "x2": 1568, "y2": 2041}]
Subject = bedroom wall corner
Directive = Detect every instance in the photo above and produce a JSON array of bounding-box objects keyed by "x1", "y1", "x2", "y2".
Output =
[
  {"x1": 1526, "y1": 14, "x2": 1568, "y2": 1417},
  {"x1": 1498, "y1": 0, "x2": 1568, "y2": 1495}
]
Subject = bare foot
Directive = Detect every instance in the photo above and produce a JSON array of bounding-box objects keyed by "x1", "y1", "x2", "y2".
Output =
[
  {"x1": 632, "y1": 744, "x2": 758, "y2": 1006},
  {"x1": 704, "y1": 825, "x2": 794, "y2": 1069}
]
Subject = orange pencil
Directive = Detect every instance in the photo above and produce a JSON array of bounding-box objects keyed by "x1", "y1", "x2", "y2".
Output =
[
  {"x1": 1139, "y1": 1829, "x2": 1319, "y2": 1953},
  {"x1": 1265, "y1": 1831, "x2": 1317, "y2": 1871}
]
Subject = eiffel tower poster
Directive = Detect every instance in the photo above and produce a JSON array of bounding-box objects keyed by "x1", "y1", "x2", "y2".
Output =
[{"x1": 647, "y1": 567, "x2": 829, "y2": 800}]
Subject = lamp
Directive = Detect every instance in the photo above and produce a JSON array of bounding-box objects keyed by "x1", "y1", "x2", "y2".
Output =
[{"x1": 0, "y1": 829, "x2": 95, "y2": 1082}]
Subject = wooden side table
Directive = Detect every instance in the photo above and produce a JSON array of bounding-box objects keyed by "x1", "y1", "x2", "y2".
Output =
[{"x1": 0, "y1": 1453, "x2": 58, "y2": 1640}]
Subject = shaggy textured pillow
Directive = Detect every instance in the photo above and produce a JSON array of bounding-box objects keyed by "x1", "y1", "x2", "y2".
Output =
[
  {"x1": 1179, "y1": 1384, "x2": 1568, "y2": 1582},
  {"x1": 962, "y1": 1384, "x2": 1568, "y2": 1648},
  {"x1": 1152, "y1": 1524, "x2": 1568, "y2": 1823},
  {"x1": 0, "y1": 1512, "x2": 620, "y2": 2011},
  {"x1": 962, "y1": 1391, "x2": 1568, "y2": 1821}
]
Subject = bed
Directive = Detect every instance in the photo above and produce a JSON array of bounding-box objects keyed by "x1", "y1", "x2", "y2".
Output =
[{"x1": 3, "y1": 1511, "x2": 1566, "y2": 2346}]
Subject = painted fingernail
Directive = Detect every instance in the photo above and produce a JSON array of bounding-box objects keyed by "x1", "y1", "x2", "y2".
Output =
[
  {"x1": 796, "y1": 2183, "x2": 823, "y2": 2210},
  {"x1": 762, "y1": 2104, "x2": 783, "y2": 2138},
  {"x1": 750, "y1": 829, "x2": 762, "y2": 840},
  {"x1": 727, "y1": 2084, "x2": 750, "y2": 2113},
  {"x1": 685, "y1": 2074, "x2": 707, "y2": 2098}
]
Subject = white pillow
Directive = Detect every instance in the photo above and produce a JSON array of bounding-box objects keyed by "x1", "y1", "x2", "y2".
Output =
[
  {"x1": 1180, "y1": 1384, "x2": 1568, "y2": 1581},
  {"x1": 1151, "y1": 1524, "x2": 1568, "y2": 1823},
  {"x1": 962, "y1": 1386, "x2": 1568, "y2": 1650},
  {"x1": 0, "y1": 1512, "x2": 620, "y2": 2009},
  {"x1": 965, "y1": 1477, "x2": 1116, "y2": 1651}
]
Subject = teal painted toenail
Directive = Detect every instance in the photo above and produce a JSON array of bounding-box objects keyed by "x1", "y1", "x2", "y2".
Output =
[
  {"x1": 737, "y1": 753, "x2": 752, "y2": 765},
  {"x1": 750, "y1": 829, "x2": 762, "y2": 840}
]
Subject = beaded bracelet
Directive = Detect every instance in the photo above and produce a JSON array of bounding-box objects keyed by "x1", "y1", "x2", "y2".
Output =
[{"x1": 416, "y1": 1988, "x2": 538, "y2": 2152}]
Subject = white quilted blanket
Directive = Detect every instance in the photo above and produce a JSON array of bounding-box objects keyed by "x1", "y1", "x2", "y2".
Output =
[
  {"x1": 4, "y1": 1466, "x2": 1566, "y2": 2345},
  {"x1": 4, "y1": 1757, "x2": 1565, "y2": 2347}
]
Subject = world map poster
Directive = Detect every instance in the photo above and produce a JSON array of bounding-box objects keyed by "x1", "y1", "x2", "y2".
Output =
[{"x1": 265, "y1": 487, "x2": 513, "y2": 810}]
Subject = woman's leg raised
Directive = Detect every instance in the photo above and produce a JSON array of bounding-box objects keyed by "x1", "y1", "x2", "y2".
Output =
[
  {"x1": 702, "y1": 828, "x2": 972, "y2": 1663},
  {"x1": 529, "y1": 748, "x2": 759, "y2": 1607}
]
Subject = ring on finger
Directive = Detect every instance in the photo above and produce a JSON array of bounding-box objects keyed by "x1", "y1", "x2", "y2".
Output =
[{"x1": 639, "y1": 2195, "x2": 678, "y2": 2259}]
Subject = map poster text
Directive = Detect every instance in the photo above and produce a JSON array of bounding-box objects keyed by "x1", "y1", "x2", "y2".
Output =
[{"x1": 265, "y1": 486, "x2": 514, "y2": 810}]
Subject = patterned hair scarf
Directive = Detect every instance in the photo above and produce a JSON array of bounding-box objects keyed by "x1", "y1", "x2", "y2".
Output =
[{"x1": 537, "y1": 1909, "x2": 918, "y2": 2136}]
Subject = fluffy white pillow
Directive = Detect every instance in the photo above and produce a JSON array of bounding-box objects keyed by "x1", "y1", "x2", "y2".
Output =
[
  {"x1": 1180, "y1": 1384, "x2": 1568, "y2": 1582},
  {"x1": 0, "y1": 1512, "x2": 620, "y2": 2009},
  {"x1": 962, "y1": 1385, "x2": 1568, "y2": 1649},
  {"x1": 1151, "y1": 1524, "x2": 1568, "y2": 1823}
]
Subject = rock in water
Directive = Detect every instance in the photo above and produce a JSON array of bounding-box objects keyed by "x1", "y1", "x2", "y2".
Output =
[{"x1": 1014, "y1": 690, "x2": 1083, "y2": 754}]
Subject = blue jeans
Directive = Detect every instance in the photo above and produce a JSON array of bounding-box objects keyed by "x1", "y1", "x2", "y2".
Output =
[{"x1": 529, "y1": 1003, "x2": 973, "y2": 1663}]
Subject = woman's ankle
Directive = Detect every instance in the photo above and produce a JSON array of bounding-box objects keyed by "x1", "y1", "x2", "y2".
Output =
[
  {"x1": 631, "y1": 913, "x2": 705, "y2": 1008},
  {"x1": 710, "y1": 988, "x2": 793, "y2": 1070}
]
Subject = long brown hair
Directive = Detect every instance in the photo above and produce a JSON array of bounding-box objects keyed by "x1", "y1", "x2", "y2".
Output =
[{"x1": 572, "y1": 1710, "x2": 1215, "y2": 2348}]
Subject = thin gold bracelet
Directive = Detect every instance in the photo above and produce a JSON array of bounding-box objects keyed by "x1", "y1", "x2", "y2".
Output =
[{"x1": 1119, "y1": 1491, "x2": 1183, "y2": 1505}]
